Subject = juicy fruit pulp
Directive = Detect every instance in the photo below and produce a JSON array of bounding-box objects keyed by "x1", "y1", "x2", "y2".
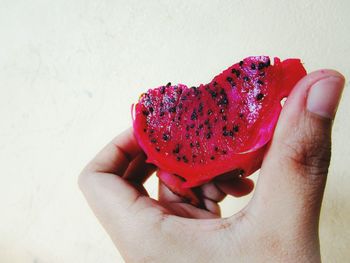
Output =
[{"x1": 132, "y1": 56, "x2": 306, "y2": 202}]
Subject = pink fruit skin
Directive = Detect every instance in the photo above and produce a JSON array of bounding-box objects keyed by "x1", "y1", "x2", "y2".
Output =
[{"x1": 132, "y1": 56, "x2": 306, "y2": 199}]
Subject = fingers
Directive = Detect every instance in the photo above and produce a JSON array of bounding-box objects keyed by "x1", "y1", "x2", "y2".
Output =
[
  {"x1": 201, "y1": 182, "x2": 226, "y2": 202},
  {"x1": 78, "y1": 128, "x2": 153, "y2": 227},
  {"x1": 215, "y1": 177, "x2": 254, "y2": 197},
  {"x1": 158, "y1": 171, "x2": 255, "y2": 218},
  {"x1": 158, "y1": 180, "x2": 183, "y2": 203},
  {"x1": 158, "y1": 181, "x2": 220, "y2": 218},
  {"x1": 82, "y1": 128, "x2": 141, "y2": 175},
  {"x1": 252, "y1": 70, "x2": 345, "y2": 225},
  {"x1": 123, "y1": 152, "x2": 157, "y2": 183}
]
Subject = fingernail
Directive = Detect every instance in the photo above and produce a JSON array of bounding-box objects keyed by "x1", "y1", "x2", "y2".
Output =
[{"x1": 307, "y1": 75, "x2": 345, "y2": 119}]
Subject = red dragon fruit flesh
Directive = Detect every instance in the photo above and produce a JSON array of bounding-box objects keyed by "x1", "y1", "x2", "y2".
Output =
[{"x1": 132, "y1": 56, "x2": 306, "y2": 205}]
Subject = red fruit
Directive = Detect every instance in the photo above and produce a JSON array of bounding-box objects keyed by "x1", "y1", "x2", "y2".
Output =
[{"x1": 132, "y1": 56, "x2": 306, "y2": 204}]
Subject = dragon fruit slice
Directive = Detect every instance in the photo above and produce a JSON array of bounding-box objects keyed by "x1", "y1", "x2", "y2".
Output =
[{"x1": 132, "y1": 56, "x2": 306, "y2": 204}]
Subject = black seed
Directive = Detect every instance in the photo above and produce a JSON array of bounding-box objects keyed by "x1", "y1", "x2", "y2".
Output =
[
  {"x1": 218, "y1": 98, "x2": 228, "y2": 106},
  {"x1": 209, "y1": 90, "x2": 217, "y2": 98},
  {"x1": 222, "y1": 126, "x2": 227, "y2": 131},
  {"x1": 149, "y1": 107, "x2": 154, "y2": 113},
  {"x1": 204, "y1": 119, "x2": 209, "y2": 126},
  {"x1": 151, "y1": 138, "x2": 157, "y2": 143},
  {"x1": 239, "y1": 61, "x2": 244, "y2": 67},
  {"x1": 259, "y1": 71, "x2": 265, "y2": 77},
  {"x1": 186, "y1": 125, "x2": 190, "y2": 131},
  {"x1": 160, "y1": 86, "x2": 165, "y2": 94},
  {"x1": 150, "y1": 129, "x2": 154, "y2": 134},
  {"x1": 142, "y1": 110, "x2": 149, "y2": 116},
  {"x1": 166, "y1": 82, "x2": 171, "y2": 87},
  {"x1": 155, "y1": 147, "x2": 160, "y2": 152},
  {"x1": 176, "y1": 156, "x2": 181, "y2": 161},
  {"x1": 198, "y1": 103, "x2": 203, "y2": 113},
  {"x1": 185, "y1": 133, "x2": 190, "y2": 139},
  {"x1": 181, "y1": 96, "x2": 187, "y2": 101},
  {"x1": 222, "y1": 115, "x2": 227, "y2": 121},
  {"x1": 210, "y1": 156, "x2": 215, "y2": 160},
  {"x1": 206, "y1": 86, "x2": 217, "y2": 98},
  {"x1": 190, "y1": 123, "x2": 195, "y2": 129},
  {"x1": 258, "y1": 62, "x2": 265, "y2": 70},
  {"x1": 251, "y1": 63, "x2": 256, "y2": 70},
  {"x1": 177, "y1": 116, "x2": 181, "y2": 121},
  {"x1": 190, "y1": 142, "x2": 194, "y2": 148},
  {"x1": 256, "y1": 93, "x2": 264, "y2": 101},
  {"x1": 207, "y1": 109, "x2": 213, "y2": 115},
  {"x1": 173, "y1": 144, "x2": 180, "y2": 154},
  {"x1": 178, "y1": 103, "x2": 183, "y2": 109},
  {"x1": 265, "y1": 59, "x2": 270, "y2": 67},
  {"x1": 168, "y1": 107, "x2": 176, "y2": 113},
  {"x1": 196, "y1": 130, "x2": 199, "y2": 136},
  {"x1": 222, "y1": 150, "x2": 227, "y2": 155},
  {"x1": 229, "y1": 131, "x2": 234, "y2": 137},
  {"x1": 226, "y1": 77, "x2": 233, "y2": 82},
  {"x1": 170, "y1": 97, "x2": 176, "y2": 103},
  {"x1": 213, "y1": 81, "x2": 218, "y2": 86},
  {"x1": 143, "y1": 128, "x2": 147, "y2": 132},
  {"x1": 257, "y1": 80, "x2": 264, "y2": 85},
  {"x1": 239, "y1": 113, "x2": 244, "y2": 118},
  {"x1": 159, "y1": 111, "x2": 165, "y2": 117},
  {"x1": 191, "y1": 110, "x2": 198, "y2": 120},
  {"x1": 162, "y1": 133, "x2": 170, "y2": 141},
  {"x1": 223, "y1": 130, "x2": 229, "y2": 136},
  {"x1": 232, "y1": 68, "x2": 241, "y2": 78},
  {"x1": 233, "y1": 125, "x2": 239, "y2": 132},
  {"x1": 182, "y1": 156, "x2": 189, "y2": 163},
  {"x1": 243, "y1": 76, "x2": 250, "y2": 82},
  {"x1": 191, "y1": 86, "x2": 200, "y2": 96},
  {"x1": 206, "y1": 132, "x2": 212, "y2": 139},
  {"x1": 199, "y1": 124, "x2": 204, "y2": 129},
  {"x1": 220, "y1": 108, "x2": 225, "y2": 113},
  {"x1": 214, "y1": 146, "x2": 219, "y2": 152}
]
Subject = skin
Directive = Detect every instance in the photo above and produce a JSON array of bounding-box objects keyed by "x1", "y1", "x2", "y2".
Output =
[{"x1": 79, "y1": 70, "x2": 345, "y2": 263}]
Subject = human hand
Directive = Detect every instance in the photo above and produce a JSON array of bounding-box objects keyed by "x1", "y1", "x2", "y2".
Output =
[{"x1": 79, "y1": 70, "x2": 344, "y2": 263}]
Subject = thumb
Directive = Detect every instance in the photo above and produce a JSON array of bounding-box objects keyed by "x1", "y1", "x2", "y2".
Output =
[{"x1": 252, "y1": 70, "x2": 345, "y2": 226}]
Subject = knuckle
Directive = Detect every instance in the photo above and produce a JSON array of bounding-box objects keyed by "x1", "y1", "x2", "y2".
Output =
[{"x1": 282, "y1": 133, "x2": 331, "y2": 178}]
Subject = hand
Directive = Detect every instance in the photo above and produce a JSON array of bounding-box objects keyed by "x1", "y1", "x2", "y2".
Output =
[{"x1": 79, "y1": 70, "x2": 344, "y2": 263}]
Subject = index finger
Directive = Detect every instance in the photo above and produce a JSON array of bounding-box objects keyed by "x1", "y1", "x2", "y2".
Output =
[{"x1": 83, "y1": 127, "x2": 142, "y2": 176}]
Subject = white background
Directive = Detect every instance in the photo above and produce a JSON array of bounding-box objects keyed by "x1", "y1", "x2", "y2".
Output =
[{"x1": 1, "y1": 1, "x2": 349, "y2": 262}]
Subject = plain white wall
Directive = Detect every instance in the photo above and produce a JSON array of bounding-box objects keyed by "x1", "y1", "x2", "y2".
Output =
[{"x1": 1, "y1": 1, "x2": 349, "y2": 262}]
